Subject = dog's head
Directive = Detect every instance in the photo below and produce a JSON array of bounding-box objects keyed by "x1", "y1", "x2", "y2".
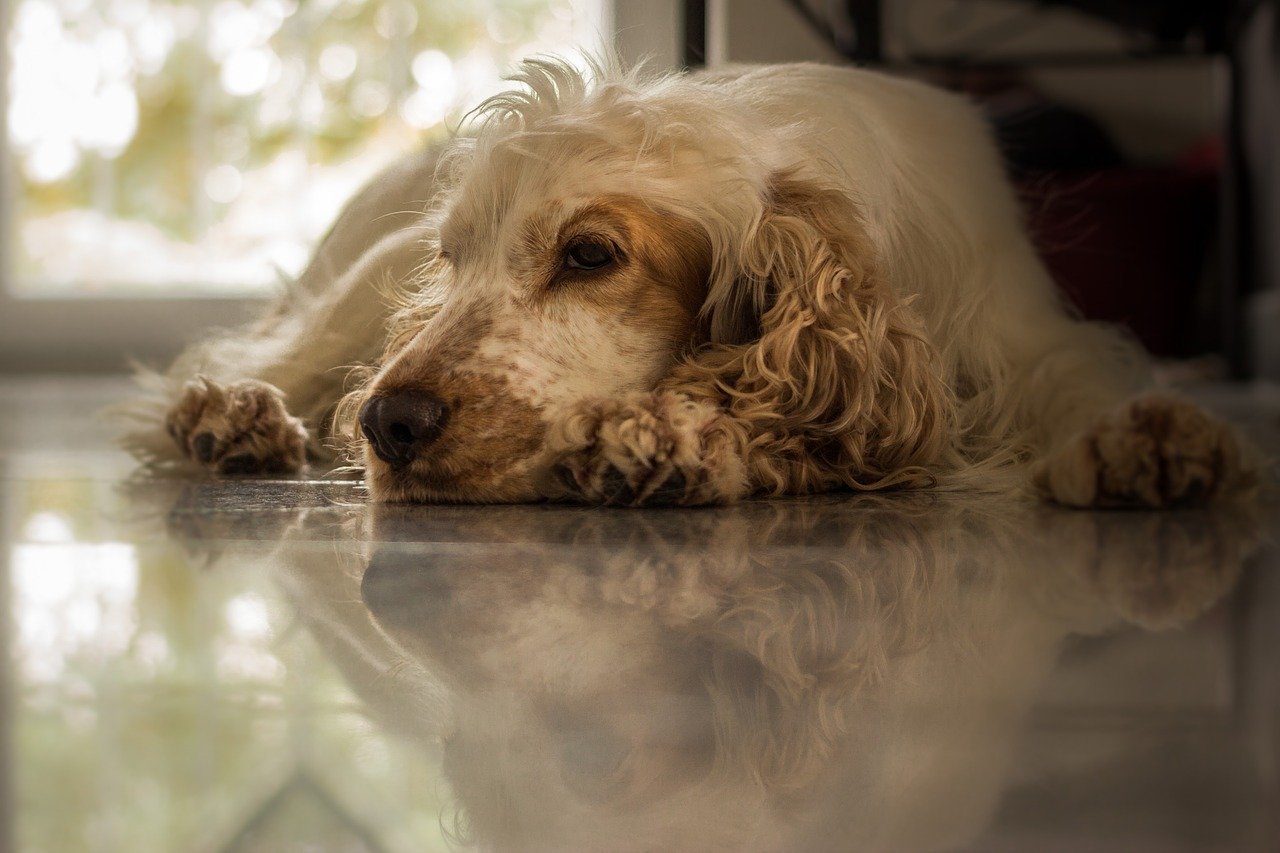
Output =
[
  {"x1": 353, "y1": 59, "x2": 742, "y2": 502},
  {"x1": 351, "y1": 58, "x2": 947, "y2": 503}
]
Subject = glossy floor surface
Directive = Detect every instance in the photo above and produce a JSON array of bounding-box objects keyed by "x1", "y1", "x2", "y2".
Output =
[{"x1": 2, "y1": 377, "x2": 1279, "y2": 851}]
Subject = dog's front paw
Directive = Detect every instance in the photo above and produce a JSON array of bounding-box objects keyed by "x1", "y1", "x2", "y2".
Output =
[
  {"x1": 1035, "y1": 397, "x2": 1244, "y2": 508},
  {"x1": 552, "y1": 392, "x2": 747, "y2": 506},
  {"x1": 165, "y1": 377, "x2": 308, "y2": 475}
]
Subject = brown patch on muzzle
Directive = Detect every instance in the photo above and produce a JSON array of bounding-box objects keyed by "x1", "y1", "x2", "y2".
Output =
[
  {"x1": 361, "y1": 301, "x2": 549, "y2": 502},
  {"x1": 364, "y1": 367, "x2": 547, "y2": 503}
]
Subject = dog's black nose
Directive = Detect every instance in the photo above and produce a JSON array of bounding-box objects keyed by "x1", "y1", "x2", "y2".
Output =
[{"x1": 359, "y1": 391, "x2": 449, "y2": 466}]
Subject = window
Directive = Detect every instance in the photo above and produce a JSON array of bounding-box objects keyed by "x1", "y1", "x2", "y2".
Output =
[
  {"x1": 0, "y1": 0, "x2": 624, "y2": 370},
  {"x1": 5, "y1": 0, "x2": 605, "y2": 299}
]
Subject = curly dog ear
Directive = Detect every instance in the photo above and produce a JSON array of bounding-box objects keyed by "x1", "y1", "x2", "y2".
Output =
[{"x1": 668, "y1": 172, "x2": 954, "y2": 493}]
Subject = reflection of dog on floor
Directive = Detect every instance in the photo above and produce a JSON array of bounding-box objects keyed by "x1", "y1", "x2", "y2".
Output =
[
  {"x1": 121, "y1": 58, "x2": 1249, "y2": 507},
  {"x1": 272, "y1": 499, "x2": 1257, "y2": 850}
]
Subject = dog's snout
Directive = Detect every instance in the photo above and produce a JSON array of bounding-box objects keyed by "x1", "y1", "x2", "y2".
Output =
[{"x1": 359, "y1": 390, "x2": 450, "y2": 466}]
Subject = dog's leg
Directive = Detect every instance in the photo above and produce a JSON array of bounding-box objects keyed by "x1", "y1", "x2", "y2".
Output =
[
  {"x1": 123, "y1": 147, "x2": 445, "y2": 475},
  {"x1": 164, "y1": 377, "x2": 309, "y2": 475},
  {"x1": 1011, "y1": 326, "x2": 1248, "y2": 508},
  {"x1": 552, "y1": 349, "x2": 1248, "y2": 509},
  {"x1": 1033, "y1": 395, "x2": 1246, "y2": 508},
  {"x1": 552, "y1": 386, "x2": 868, "y2": 507},
  {"x1": 149, "y1": 224, "x2": 430, "y2": 475},
  {"x1": 552, "y1": 392, "x2": 751, "y2": 506}
]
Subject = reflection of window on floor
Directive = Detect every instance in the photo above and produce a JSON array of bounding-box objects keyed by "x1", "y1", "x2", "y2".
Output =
[
  {"x1": 9, "y1": 480, "x2": 450, "y2": 851},
  {"x1": 6, "y1": 0, "x2": 601, "y2": 297}
]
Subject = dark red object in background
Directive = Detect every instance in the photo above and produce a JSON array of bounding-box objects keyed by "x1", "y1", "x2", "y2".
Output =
[{"x1": 1020, "y1": 168, "x2": 1218, "y2": 358}]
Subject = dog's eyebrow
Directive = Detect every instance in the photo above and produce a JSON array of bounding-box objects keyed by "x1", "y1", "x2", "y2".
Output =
[
  {"x1": 514, "y1": 200, "x2": 625, "y2": 256},
  {"x1": 555, "y1": 199, "x2": 630, "y2": 241}
]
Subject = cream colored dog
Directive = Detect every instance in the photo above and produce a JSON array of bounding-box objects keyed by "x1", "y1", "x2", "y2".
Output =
[{"x1": 124, "y1": 57, "x2": 1246, "y2": 506}]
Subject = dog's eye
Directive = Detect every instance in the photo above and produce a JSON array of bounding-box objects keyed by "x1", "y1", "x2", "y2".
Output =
[{"x1": 564, "y1": 240, "x2": 614, "y2": 271}]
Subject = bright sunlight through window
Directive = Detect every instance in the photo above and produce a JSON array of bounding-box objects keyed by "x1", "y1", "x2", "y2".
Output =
[{"x1": 5, "y1": 0, "x2": 602, "y2": 297}]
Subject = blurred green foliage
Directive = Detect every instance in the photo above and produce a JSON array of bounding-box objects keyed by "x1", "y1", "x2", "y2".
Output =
[{"x1": 8, "y1": 0, "x2": 591, "y2": 287}]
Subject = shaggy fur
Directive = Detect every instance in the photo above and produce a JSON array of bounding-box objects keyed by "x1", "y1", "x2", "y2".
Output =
[{"x1": 120, "y1": 57, "x2": 1249, "y2": 507}]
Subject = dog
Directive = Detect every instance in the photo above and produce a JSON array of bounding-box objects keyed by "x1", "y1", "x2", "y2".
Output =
[{"x1": 121, "y1": 57, "x2": 1248, "y2": 507}]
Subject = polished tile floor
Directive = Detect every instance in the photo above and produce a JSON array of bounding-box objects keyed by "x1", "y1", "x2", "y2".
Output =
[{"x1": 2, "y1": 377, "x2": 1278, "y2": 852}]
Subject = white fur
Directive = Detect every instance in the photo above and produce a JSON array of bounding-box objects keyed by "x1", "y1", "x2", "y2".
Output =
[{"x1": 121, "y1": 57, "x2": 1246, "y2": 506}]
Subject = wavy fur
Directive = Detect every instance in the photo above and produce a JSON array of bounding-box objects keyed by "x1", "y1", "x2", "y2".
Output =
[{"x1": 119, "y1": 56, "x2": 1250, "y2": 507}]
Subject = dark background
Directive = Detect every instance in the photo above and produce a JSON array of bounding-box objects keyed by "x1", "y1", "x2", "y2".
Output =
[{"x1": 681, "y1": 0, "x2": 1279, "y2": 378}]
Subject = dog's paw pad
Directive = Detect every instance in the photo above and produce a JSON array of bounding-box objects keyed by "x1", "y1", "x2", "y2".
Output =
[
  {"x1": 165, "y1": 378, "x2": 308, "y2": 476},
  {"x1": 1036, "y1": 397, "x2": 1244, "y2": 508},
  {"x1": 192, "y1": 432, "x2": 217, "y2": 464},
  {"x1": 647, "y1": 470, "x2": 689, "y2": 505},
  {"x1": 598, "y1": 466, "x2": 636, "y2": 504}
]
